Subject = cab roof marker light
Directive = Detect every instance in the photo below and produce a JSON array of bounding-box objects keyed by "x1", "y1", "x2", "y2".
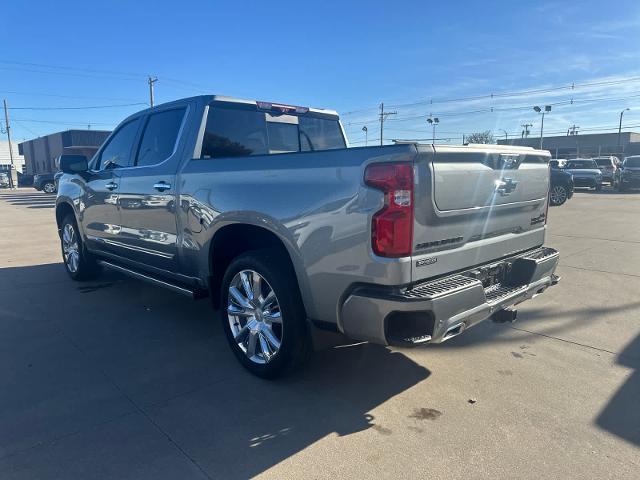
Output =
[{"x1": 256, "y1": 101, "x2": 309, "y2": 114}]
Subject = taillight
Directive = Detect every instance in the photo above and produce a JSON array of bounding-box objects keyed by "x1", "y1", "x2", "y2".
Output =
[{"x1": 364, "y1": 162, "x2": 414, "y2": 257}]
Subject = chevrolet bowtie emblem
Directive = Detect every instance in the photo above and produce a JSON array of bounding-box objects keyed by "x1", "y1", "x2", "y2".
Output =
[{"x1": 495, "y1": 178, "x2": 518, "y2": 196}]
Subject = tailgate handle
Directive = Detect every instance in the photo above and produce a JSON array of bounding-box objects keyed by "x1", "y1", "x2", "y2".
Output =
[{"x1": 495, "y1": 178, "x2": 518, "y2": 196}]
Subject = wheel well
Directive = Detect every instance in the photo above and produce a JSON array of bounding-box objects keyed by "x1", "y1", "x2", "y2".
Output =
[
  {"x1": 209, "y1": 224, "x2": 296, "y2": 309},
  {"x1": 55, "y1": 202, "x2": 74, "y2": 232}
]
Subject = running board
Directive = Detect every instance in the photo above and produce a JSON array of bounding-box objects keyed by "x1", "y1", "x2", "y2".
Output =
[{"x1": 98, "y1": 260, "x2": 204, "y2": 299}]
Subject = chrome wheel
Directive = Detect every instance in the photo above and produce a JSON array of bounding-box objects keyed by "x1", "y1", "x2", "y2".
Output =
[
  {"x1": 227, "y1": 269, "x2": 283, "y2": 364},
  {"x1": 550, "y1": 185, "x2": 567, "y2": 205},
  {"x1": 43, "y1": 182, "x2": 56, "y2": 194},
  {"x1": 62, "y1": 223, "x2": 80, "y2": 273}
]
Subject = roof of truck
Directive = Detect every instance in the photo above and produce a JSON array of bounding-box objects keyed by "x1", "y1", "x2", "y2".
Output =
[{"x1": 145, "y1": 95, "x2": 340, "y2": 118}]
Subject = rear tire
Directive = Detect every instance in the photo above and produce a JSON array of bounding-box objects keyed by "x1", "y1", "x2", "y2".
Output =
[
  {"x1": 60, "y1": 214, "x2": 101, "y2": 281},
  {"x1": 220, "y1": 249, "x2": 310, "y2": 379}
]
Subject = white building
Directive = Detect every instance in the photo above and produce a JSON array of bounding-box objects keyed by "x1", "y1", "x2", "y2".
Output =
[{"x1": 0, "y1": 139, "x2": 25, "y2": 174}]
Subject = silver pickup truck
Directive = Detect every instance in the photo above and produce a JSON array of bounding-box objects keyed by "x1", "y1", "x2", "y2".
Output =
[{"x1": 56, "y1": 95, "x2": 559, "y2": 377}]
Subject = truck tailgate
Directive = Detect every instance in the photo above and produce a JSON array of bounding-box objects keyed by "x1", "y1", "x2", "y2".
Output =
[{"x1": 411, "y1": 145, "x2": 550, "y2": 283}]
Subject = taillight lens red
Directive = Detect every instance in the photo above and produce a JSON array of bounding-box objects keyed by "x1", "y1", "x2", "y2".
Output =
[{"x1": 364, "y1": 162, "x2": 414, "y2": 257}]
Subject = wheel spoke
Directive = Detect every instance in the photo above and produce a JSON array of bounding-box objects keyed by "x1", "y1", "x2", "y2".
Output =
[
  {"x1": 258, "y1": 332, "x2": 272, "y2": 362},
  {"x1": 229, "y1": 286, "x2": 251, "y2": 309},
  {"x1": 246, "y1": 330, "x2": 258, "y2": 357},
  {"x1": 234, "y1": 321, "x2": 253, "y2": 343},
  {"x1": 240, "y1": 271, "x2": 253, "y2": 300},
  {"x1": 227, "y1": 304, "x2": 253, "y2": 317},
  {"x1": 261, "y1": 324, "x2": 281, "y2": 351},
  {"x1": 252, "y1": 271, "x2": 262, "y2": 301},
  {"x1": 264, "y1": 310, "x2": 282, "y2": 324}
]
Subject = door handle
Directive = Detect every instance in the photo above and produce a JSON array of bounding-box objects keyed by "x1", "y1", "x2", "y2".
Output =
[
  {"x1": 153, "y1": 182, "x2": 171, "y2": 192},
  {"x1": 105, "y1": 181, "x2": 118, "y2": 191}
]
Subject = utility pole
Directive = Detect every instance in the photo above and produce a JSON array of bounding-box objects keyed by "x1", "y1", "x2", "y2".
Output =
[
  {"x1": 148, "y1": 76, "x2": 158, "y2": 108},
  {"x1": 379, "y1": 103, "x2": 396, "y2": 146},
  {"x1": 521, "y1": 123, "x2": 532, "y2": 138},
  {"x1": 3, "y1": 99, "x2": 15, "y2": 189},
  {"x1": 568, "y1": 125, "x2": 579, "y2": 136}
]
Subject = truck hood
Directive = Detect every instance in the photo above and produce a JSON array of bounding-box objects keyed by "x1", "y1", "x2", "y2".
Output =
[{"x1": 564, "y1": 168, "x2": 601, "y2": 176}]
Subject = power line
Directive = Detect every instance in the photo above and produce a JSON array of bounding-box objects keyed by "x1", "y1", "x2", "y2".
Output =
[
  {"x1": 9, "y1": 102, "x2": 147, "y2": 111},
  {"x1": 341, "y1": 75, "x2": 640, "y2": 116},
  {"x1": 0, "y1": 89, "x2": 143, "y2": 103}
]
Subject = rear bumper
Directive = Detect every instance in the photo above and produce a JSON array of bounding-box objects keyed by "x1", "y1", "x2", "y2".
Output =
[{"x1": 340, "y1": 247, "x2": 559, "y2": 345}]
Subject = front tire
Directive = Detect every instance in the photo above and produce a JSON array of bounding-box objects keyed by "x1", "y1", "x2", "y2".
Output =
[
  {"x1": 549, "y1": 185, "x2": 568, "y2": 206},
  {"x1": 60, "y1": 214, "x2": 101, "y2": 281},
  {"x1": 220, "y1": 249, "x2": 309, "y2": 378}
]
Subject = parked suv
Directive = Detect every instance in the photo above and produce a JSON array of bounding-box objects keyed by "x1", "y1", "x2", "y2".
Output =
[
  {"x1": 33, "y1": 173, "x2": 58, "y2": 193},
  {"x1": 615, "y1": 155, "x2": 640, "y2": 191},
  {"x1": 55, "y1": 95, "x2": 559, "y2": 377},
  {"x1": 593, "y1": 156, "x2": 618, "y2": 184},
  {"x1": 563, "y1": 159, "x2": 603, "y2": 191}
]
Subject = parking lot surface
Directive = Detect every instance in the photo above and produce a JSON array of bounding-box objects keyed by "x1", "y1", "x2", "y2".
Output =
[{"x1": 0, "y1": 188, "x2": 638, "y2": 479}]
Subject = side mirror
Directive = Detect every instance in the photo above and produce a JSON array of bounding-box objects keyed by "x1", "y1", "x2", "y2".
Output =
[{"x1": 59, "y1": 154, "x2": 88, "y2": 174}]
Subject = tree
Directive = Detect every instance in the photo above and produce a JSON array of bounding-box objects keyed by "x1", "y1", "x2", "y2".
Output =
[{"x1": 465, "y1": 130, "x2": 495, "y2": 144}]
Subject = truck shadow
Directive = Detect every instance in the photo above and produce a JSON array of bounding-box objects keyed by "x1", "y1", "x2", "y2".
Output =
[
  {"x1": 436, "y1": 302, "x2": 640, "y2": 447},
  {"x1": 0, "y1": 263, "x2": 431, "y2": 479},
  {"x1": 595, "y1": 333, "x2": 640, "y2": 446}
]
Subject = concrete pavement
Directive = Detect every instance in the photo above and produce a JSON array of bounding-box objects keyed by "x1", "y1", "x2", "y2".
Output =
[{"x1": 0, "y1": 188, "x2": 638, "y2": 479}]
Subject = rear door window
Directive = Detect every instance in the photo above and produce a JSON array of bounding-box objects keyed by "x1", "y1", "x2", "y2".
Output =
[{"x1": 136, "y1": 108, "x2": 186, "y2": 166}]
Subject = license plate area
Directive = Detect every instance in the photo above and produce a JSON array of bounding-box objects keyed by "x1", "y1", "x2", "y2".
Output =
[{"x1": 464, "y1": 261, "x2": 512, "y2": 288}]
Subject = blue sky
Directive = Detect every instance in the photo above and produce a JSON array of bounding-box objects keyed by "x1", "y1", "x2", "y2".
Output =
[{"x1": 2, "y1": 0, "x2": 640, "y2": 144}]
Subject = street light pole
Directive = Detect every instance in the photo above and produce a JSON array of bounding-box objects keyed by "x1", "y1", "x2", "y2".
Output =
[
  {"x1": 618, "y1": 108, "x2": 630, "y2": 149},
  {"x1": 426, "y1": 116, "x2": 439, "y2": 143},
  {"x1": 534, "y1": 105, "x2": 551, "y2": 150},
  {"x1": 499, "y1": 129, "x2": 508, "y2": 141},
  {"x1": 362, "y1": 126, "x2": 368, "y2": 146}
]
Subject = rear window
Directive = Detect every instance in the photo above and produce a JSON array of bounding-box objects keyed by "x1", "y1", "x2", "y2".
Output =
[
  {"x1": 624, "y1": 157, "x2": 640, "y2": 167},
  {"x1": 595, "y1": 159, "x2": 612, "y2": 166},
  {"x1": 200, "y1": 104, "x2": 345, "y2": 159}
]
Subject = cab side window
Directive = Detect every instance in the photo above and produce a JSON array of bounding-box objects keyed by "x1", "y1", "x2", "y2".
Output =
[
  {"x1": 135, "y1": 108, "x2": 186, "y2": 167},
  {"x1": 96, "y1": 118, "x2": 141, "y2": 170}
]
